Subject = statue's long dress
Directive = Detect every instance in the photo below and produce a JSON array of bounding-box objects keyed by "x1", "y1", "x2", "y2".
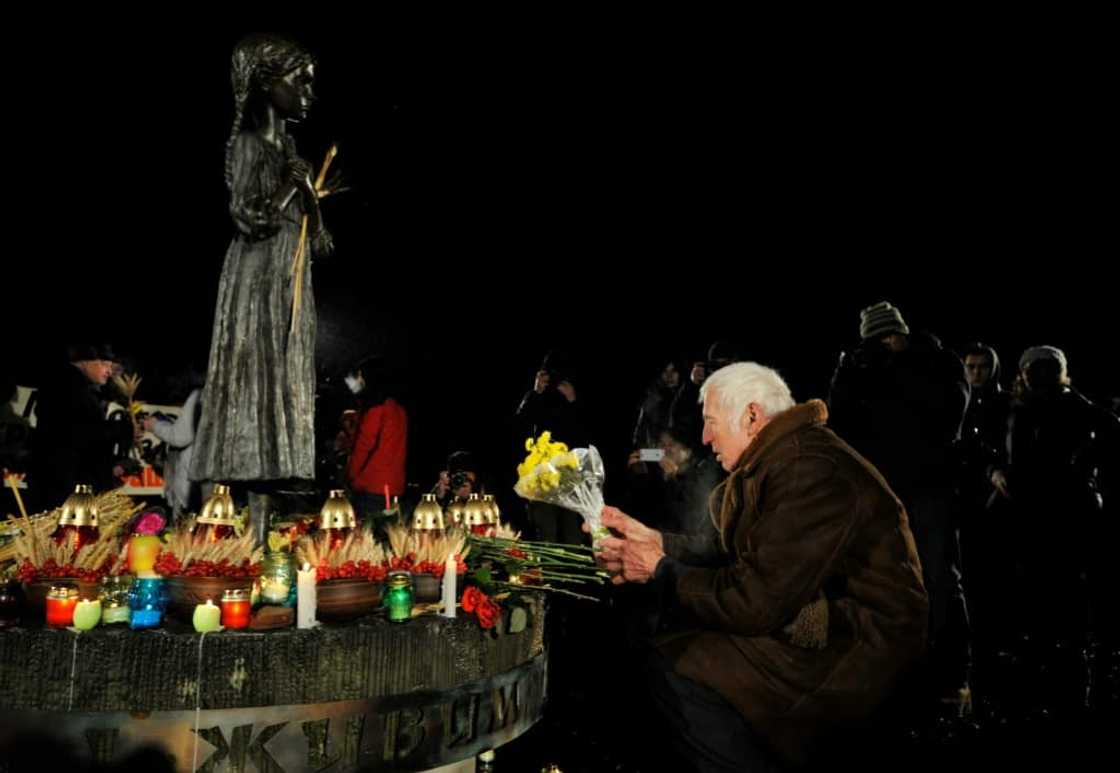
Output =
[{"x1": 191, "y1": 131, "x2": 327, "y2": 483}]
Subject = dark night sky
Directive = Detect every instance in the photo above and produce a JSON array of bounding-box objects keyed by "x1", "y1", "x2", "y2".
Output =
[{"x1": 6, "y1": 18, "x2": 1113, "y2": 493}]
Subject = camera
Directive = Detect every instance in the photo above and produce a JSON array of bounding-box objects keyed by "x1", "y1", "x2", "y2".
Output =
[{"x1": 450, "y1": 470, "x2": 473, "y2": 490}]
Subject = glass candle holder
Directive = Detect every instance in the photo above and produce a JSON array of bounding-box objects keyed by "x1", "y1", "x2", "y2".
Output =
[
  {"x1": 99, "y1": 575, "x2": 132, "y2": 625},
  {"x1": 259, "y1": 553, "x2": 295, "y2": 606},
  {"x1": 221, "y1": 588, "x2": 251, "y2": 629},
  {"x1": 128, "y1": 577, "x2": 167, "y2": 630},
  {"x1": 127, "y1": 535, "x2": 162, "y2": 577},
  {"x1": 385, "y1": 571, "x2": 413, "y2": 624},
  {"x1": 0, "y1": 580, "x2": 23, "y2": 629},
  {"x1": 46, "y1": 585, "x2": 80, "y2": 628}
]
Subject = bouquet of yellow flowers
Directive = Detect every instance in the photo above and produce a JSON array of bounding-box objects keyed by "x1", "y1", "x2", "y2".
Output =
[{"x1": 514, "y1": 431, "x2": 608, "y2": 547}]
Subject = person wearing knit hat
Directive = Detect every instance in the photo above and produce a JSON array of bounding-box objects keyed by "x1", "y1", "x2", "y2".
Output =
[
  {"x1": 1018, "y1": 345, "x2": 1068, "y2": 382},
  {"x1": 830, "y1": 302, "x2": 972, "y2": 711},
  {"x1": 859, "y1": 301, "x2": 910, "y2": 345},
  {"x1": 988, "y1": 345, "x2": 1120, "y2": 703}
]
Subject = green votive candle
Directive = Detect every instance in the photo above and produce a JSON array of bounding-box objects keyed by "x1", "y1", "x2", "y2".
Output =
[
  {"x1": 385, "y1": 571, "x2": 413, "y2": 623},
  {"x1": 193, "y1": 599, "x2": 222, "y2": 633},
  {"x1": 73, "y1": 599, "x2": 101, "y2": 631}
]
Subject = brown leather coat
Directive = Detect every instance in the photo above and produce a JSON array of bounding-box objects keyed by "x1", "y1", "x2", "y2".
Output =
[{"x1": 659, "y1": 400, "x2": 928, "y2": 766}]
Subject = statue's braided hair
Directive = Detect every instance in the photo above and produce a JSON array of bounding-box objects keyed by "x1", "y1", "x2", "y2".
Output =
[{"x1": 225, "y1": 33, "x2": 315, "y2": 191}]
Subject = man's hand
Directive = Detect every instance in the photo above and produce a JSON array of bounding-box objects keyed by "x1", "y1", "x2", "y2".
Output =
[
  {"x1": 584, "y1": 505, "x2": 665, "y2": 585},
  {"x1": 435, "y1": 471, "x2": 450, "y2": 498},
  {"x1": 626, "y1": 451, "x2": 648, "y2": 473},
  {"x1": 658, "y1": 455, "x2": 681, "y2": 478}
]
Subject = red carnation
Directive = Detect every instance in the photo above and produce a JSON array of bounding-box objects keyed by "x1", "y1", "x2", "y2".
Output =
[
  {"x1": 476, "y1": 598, "x2": 501, "y2": 629},
  {"x1": 461, "y1": 586, "x2": 484, "y2": 614}
]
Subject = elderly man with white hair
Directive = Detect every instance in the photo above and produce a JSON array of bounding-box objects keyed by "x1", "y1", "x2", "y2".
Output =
[{"x1": 596, "y1": 362, "x2": 929, "y2": 771}]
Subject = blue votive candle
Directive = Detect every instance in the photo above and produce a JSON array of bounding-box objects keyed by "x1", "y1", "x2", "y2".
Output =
[
  {"x1": 128, "y1": 577, "x2": 167, "y2": 630},
  {"x1": 130, "y1": 607, "x2": 163, "y2": 629}
]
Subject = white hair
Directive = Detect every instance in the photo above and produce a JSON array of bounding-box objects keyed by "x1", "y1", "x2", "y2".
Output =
[{"x1": 699, "y1": 362, "x2": 795, "y2": 428}]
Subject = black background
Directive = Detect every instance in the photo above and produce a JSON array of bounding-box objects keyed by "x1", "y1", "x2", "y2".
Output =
[{"x1": 7, "y1": 15, "x2": 1112, "y2": 494}]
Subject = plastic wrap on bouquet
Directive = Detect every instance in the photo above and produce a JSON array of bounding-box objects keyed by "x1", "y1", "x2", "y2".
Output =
[{"x1": 514, "y1": 433, "x2": 608, "y2": 547}]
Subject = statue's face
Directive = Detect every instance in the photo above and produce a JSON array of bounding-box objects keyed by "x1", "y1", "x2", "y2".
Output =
[{"x1": 268, "y1": 61, "x2": 315, "y2": 122}]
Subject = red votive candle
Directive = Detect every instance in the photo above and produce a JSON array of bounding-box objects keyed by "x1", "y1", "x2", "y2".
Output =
[
  {"x1": 221, "y1": 588, "x2": 251, "y2": 629},
  {"x1": 46, "y1": 586, "x2": 80, "y2": 628}
]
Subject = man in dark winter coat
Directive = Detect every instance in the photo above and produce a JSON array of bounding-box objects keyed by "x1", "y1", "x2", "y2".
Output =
[
  {"x1": 29, "y1": 344, "x2": 133, "y2": 511},
  {"x1": 828, "y1": 301, "x2": 971, "y2": 704},
  {"x1": 988, "y1": 345, "x2": 1120, "y2": 711}
]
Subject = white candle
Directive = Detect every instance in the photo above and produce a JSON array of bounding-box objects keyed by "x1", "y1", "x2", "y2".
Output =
[
  {"x1": 441, "y1": 555, "x2": 457, "y2": 618},
  {"x1": 297, "y1": 562, "x2": 317, "y2": 629}
]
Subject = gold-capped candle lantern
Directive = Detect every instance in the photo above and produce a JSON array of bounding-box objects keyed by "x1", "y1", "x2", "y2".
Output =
[
  {"x1": 445, "y1": 497, "x2": 466, "y2": 528},
  {"x1": 412, "y1": 493, "x2": 445, "y2": 532},
  {"x1": 194, "y1": 484, "x2": 238, "y2": 541},
  {"x1": 319, "y1": 490, "x2": 357, "y2": 530},
  {"x1": 52, "y1": 485, "x2": 100, "y2": 551},
  {"x1": 482, "y1": 494, "x2": 500, "y2": 526},
  {"x1": 463, "y1": 493, "x2": 488, "y2": 529},
  {"x1": 319, "y1": 490, "x2": 356, "y2": 549}
]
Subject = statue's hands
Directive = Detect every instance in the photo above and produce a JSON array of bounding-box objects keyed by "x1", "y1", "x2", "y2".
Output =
[
  {"x1": 287, "y1": 158, "x2": 312, "y2": 184},
  {"x1": 287, "y1": 159, "x2": 317, "y2": 202}
]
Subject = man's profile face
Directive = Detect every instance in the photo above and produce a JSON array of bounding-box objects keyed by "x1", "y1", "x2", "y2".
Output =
[
  {"x1": 75, "y1": 360, "x2": 113, "y2": 386},
  {"x1": 690, "y1": 362, "x2": 707, "y2": 386},
  {"x1": 701, "y1": 392, "x2": 751, "y2": 472}
]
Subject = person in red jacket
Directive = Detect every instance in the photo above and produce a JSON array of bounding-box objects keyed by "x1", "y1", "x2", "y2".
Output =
[{"x1": 344, "y1": 361, "x2": 407, "y2": 515}]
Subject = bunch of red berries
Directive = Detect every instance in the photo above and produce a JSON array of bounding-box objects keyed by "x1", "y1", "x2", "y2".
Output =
[
  {"x1": 153, "y1": 552, "x2": 182, "y2": 576},
  {"x1": 317, "y1": 560, "x2": 391, "y2": 582},
  {"x1": 389, "y1": 552, "x2": 417, "y2": 572},
  {"x1": 162, "y1": 558, "x2": 260, "y2": 578}
]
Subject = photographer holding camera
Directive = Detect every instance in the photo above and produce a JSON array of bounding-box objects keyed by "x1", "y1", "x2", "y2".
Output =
[{"x1": 433, "y1": 450, "x2": 479, "y2": 508}]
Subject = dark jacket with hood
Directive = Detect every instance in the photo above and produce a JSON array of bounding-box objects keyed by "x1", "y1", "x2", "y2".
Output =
[
  {"x1": 960, "y1": 344, "x2": 1012, "y2": 498},
  {"x1": 828, "y1": 332, "x2": 970, "y2": 499}
]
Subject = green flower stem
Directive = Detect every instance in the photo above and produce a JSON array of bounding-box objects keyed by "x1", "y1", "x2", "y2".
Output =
[
  {"x1": 534, "y1": 571, "x2": 608, "y2": 583},
  {"x1": 493, "y1": 582, "x2": 601, "y2": 602},
  {"x1": 473, "y1": 550, "x2": 591, "y2": 564},
  {"x1": 476, "y1": 553, "x2": 595, "y2": 571},
  {"x1": 470, "y1": 536, "x2": 596, "y2": 557}
]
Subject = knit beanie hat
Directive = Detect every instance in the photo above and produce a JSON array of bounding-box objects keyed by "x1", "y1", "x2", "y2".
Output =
[
  {"x1": 859, "y1": 301, "x2": 910, "y2": 340},
  {"x1": 1018, "y1": 345, "x2": 1067, "y2": 373}
]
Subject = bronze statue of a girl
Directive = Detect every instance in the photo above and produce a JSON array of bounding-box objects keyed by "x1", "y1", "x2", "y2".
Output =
[{"x1": 191, "y1": 34, "x2": 334, "y2": 538}]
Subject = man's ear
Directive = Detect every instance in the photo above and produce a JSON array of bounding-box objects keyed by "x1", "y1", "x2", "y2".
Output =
[{"x1": 741, "y1": 403, "x2": 759, "y2": 428}]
